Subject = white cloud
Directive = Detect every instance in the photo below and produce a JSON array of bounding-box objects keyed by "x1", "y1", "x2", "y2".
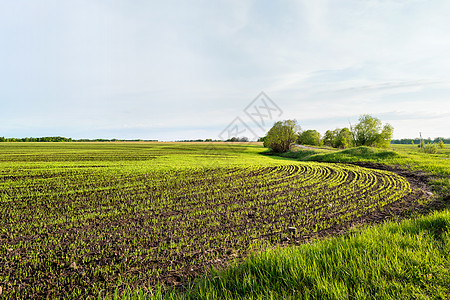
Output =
[{"x1": 0, "y1": 0, "x2": 449, "y2": 140}]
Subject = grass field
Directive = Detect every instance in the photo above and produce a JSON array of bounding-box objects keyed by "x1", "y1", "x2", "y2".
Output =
[
  {"x1": 0, "y1": 142, "x2": 448, "y2": 299},
  {"x1": 150, "y1": 210, "x2": 449, "y2": 300}
]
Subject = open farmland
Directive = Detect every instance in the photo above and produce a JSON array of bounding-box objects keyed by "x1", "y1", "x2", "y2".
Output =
[{"x1": 0, "y1": 143, "x2": 430, "y2": 298}]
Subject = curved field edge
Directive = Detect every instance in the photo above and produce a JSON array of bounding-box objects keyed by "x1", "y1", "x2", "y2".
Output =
[
  {"x1": 0, "y1": 142, "x2": 427, "y2": 299},
  {"x1": 280, "y1": 145, "x2": 450, "y2": 197},
  {"x1": 120, "y1": 145, "x2": 450, "y2": 300},
  {"x1": 0, "y1": 143, "x2": 446, "y2": 299},
  {"x1": 0, "y1": 161, "x2": 419, "y2": 299},
  {"x1": 136, "y1": 210, "x2": 450, "y2": 300}
]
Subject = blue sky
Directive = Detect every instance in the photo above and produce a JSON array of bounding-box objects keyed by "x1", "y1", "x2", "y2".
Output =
[{"x1": 1, "y1": 0, "x2": 449, "y2": 140}]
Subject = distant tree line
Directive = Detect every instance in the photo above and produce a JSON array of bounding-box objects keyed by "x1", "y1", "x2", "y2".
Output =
[
  {"x1": 177, "y1": 137, "x2": 250, "y2": 142},
  {"x1": 0, "y1": 136, "x2": 73, "y2": 142},
  {"x1": 0, "y1": 137, "x2": 158, "y2": 142},
  {"x1": 175, "y1": 138, "x2": 248, "y2": 142},
  {"x1": 176, "y1": 139, "x2": 214, "y2": 142},
  {"x1": 390, "y1": 137, "x2": 449, "y2": 144},
  {"x1": 225, "y1": 137, "x2": 249, "y2": 142},
  {"x1": 75, "y1": 139, "x2": 158, "y2": 142}
]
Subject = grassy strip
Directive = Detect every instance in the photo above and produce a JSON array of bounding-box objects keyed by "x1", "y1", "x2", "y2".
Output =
[{"x1": 123, "y1": 210, "x2": 449, "y2": 299}]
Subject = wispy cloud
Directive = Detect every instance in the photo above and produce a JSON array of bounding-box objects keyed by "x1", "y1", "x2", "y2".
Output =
[
  {"x1": 1, "y1": 0, "x2": 449, "y2": 139},
  {"x1": 330, "y1": 80, "x2": 443, "y2": 95}
]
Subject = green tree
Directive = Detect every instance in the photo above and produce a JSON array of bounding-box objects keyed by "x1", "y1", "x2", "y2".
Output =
[
  {"x1": 298, "y1": 130, "x2": 322, "y2": 146},
  {"x1": 336, "y1": 128, "x2": 354, "y2": 148},
  {"x1": 352, "y1": 115, "x2": 393, "y2": 148},
  {"x1": 322, "y1": 128, "x2": 353, "y2": 148},
  {"x1": 341, "y1": 136, "x2": 350, "y2": 149},
  {"x1": 439, "y1": 139, "x2": 445, "y2": 149},
  {"x1": 264, "y1": 120, "x2": 301, "y2": 153},
  {"x1": 375, "y1": 124, "x2": 394, "y2": 148},
  {"x1": 322, "y1": 130, "x2": 337, "y2": 147}
]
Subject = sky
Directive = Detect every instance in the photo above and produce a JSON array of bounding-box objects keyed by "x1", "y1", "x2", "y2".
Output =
[{"x1": 1, "y1": 0, "x2": 449, "y2": 141}]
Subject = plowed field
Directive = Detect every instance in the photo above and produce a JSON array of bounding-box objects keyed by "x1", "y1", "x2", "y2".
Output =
[{"x1": 0, "y1": 143, "x2": 428, "y2": 298}]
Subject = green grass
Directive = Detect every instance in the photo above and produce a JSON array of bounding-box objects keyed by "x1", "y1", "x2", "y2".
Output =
[{"x1": 143, "y1": 210, "x2": 449, "y2": 300}]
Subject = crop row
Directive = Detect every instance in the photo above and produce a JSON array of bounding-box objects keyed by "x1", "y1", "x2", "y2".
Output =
[{"x1": 0, "y1": 162, "x2": 413, "y2": 298}]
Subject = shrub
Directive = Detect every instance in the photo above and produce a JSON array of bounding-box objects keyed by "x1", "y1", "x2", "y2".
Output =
[
  {"x1": 298, "y1": 130, "x2": 322, "y2": 146},
  {"x1": 351, "y1": 115, "x2": 393, "y2": 148},
  {"x1": 422, "y1": 143, "x2": 437, "y2": 154},
  {"x1": 264, "y1": 120, "x2": 301, "y2": 153}
]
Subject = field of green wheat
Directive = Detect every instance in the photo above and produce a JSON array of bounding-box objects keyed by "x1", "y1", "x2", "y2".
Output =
[{"x1": 0, "y1": 142, "x2": 448, "y2": 299}]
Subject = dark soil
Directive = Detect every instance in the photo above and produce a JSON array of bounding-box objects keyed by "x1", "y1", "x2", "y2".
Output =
[
  {"x1": 292, "y1": 161, "x2": 444, "y2": 244},
  {"x1": 162, "y1": 162, "x2": 441, "y2": 294},
  {"x1": 0, "y1": 163, "x2": 440, "y2": 299}
]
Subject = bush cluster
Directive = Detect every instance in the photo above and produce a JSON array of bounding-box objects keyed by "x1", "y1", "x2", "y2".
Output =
[{"x1": 263, "y1": 115, "x2": 394, "y2": 153}]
